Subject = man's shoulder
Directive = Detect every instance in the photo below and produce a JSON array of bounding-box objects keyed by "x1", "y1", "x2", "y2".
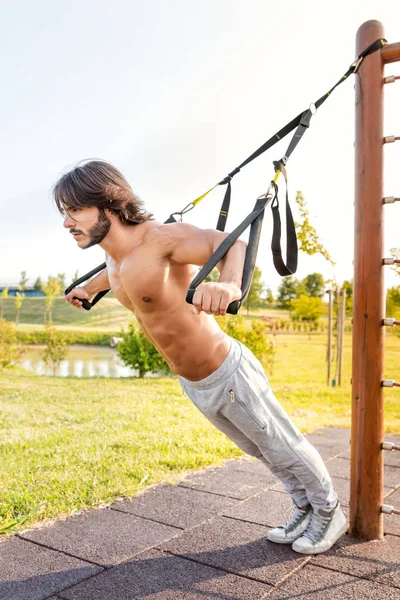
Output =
[{"x1": 142, "y1": 222, "x2": 183, "y2": 248}]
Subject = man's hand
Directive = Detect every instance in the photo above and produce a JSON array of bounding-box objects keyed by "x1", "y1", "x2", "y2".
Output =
[
  {"x1": 65, "y1": 286, "x2": 91, "y2": 309},
  {"x1": 191, "y1": 282, "x2": 241, "y2": 316}
]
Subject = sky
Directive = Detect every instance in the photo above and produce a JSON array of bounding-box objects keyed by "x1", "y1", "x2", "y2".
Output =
[{"x1": 1, "y1": 0, "x2": 399, "y2": 296}]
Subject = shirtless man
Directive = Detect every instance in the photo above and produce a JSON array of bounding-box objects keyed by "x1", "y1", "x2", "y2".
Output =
[{"x1": 56, "y1": 160, "x2": 347, "y2": 555}]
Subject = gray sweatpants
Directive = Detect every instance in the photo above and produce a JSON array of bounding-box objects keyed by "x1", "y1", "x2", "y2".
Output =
[{"x1": 178, "y1": 336, "x2": 338, "y2": 511}]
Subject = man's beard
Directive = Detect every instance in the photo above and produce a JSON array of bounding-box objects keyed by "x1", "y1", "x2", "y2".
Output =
[{"x1": 84, "y1": 210, "x2": 111, "y2": 249}]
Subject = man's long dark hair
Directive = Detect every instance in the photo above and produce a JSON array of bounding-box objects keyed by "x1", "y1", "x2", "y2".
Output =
[{"x1": 53, "y1": 160, "x2": 154, "y2": 225}]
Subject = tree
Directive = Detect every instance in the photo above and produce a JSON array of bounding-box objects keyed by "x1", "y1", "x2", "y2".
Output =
[
  {"x1": 14, "y1": 271, "x2": 28, "y2": 325},
  {"x1": 33, "y1": 277, "x2": 44, "y2": 293},
  {"x1": 43, "y1": 276, "x2": 63, "y2": 324},
  {"x1": 290, "y1": 295, "x2": 324, "y2": 337},
  {"x1": 290, "y1": 295, "x2": 324, "y2": 323},
  {"x1": 295, "y1": 191, "x2": 335, "y2": 266},
  {"x1": 117, "y1": 322, "x2": 170, "y2": 378},
  {"x1": 0, "y1": 288, "x2": 8, "y2": 319},
  {"x1": 0, "y1": 319, "x2": 24, "y2": 369},
  {"x1": 243, "y1": 266, "x2": 264, "y2": 315},
  {"x1": 277, "y1": 276, "x2": 301, "y2": 309},
  {"x1": 302, "y1": 273, "x2": 325, "y2": 298},
  {"x1": 42, "y1": 324, "x2": 68, "y2": 376},
  {"x1": 215, "y1": 314, "x2": 277, "y2": 374},
  {"x1": 263, "y1": 287, "x2": 274, "y2": 305},
  {"x1": 342, "y1": 280, "x2": 353, "y2": 315},
  {"x1": 15, "y1": 292, "x2": 23, "y2": 326},
  {"x1": 57, "y1": 273, "x2": 67, "y2": 290},
  {"x1": 386, "y1": 286, "x2": 400, "y2": 316},
  {"x1": 390, "y1": 248, "x2": 400, "y2": 278},
  {"x1": 19, "y1": 271, "x2": 29, "y2": 292}
]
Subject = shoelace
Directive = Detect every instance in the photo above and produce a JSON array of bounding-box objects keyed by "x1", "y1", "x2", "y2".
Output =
[
  {"x1": 303, "y1": 511, "x2": 331, "y2": 542},
  {"x1": 283, "y1": 506, "x2": 309, "y2": 532}
]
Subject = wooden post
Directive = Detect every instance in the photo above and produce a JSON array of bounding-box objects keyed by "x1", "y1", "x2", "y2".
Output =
[
  {"x1": 327, "y1": 290, "x2": 333, "y2": 386},
  {"x1": 350, "y1": 20, "x2": 385, "y2": 539},
  {"x1": 338, "y1": 289, "x2": 346, "y2": 387}
]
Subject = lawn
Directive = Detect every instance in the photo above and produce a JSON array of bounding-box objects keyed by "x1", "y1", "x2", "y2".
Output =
[
  {"x1": 2, "y1": 295, "x2": 131, "y2": 330},
  {"x1": 0, "y1": 332, "x2": 399, "y2": 537}
]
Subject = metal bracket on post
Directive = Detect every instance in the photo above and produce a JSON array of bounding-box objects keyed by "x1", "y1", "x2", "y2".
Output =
[
  {"x1": 382, "y1": 441, "x2": 400, "y2": 451},
  {"x1": 382, "y1": 318, "x2": 400, "y2": 326},
  {"x1": 384, "y1": 75, "x2": 400, "y2": 83},
  {"x1": 384, "y1": 135, "x2": 400, "y2": 143},
  {"x1": 383, "y1": 196, "x2": 400, "y2": 204},
  {"x1": 381, "y1": 505, "x2": 400, "y2": 515},
  {"x1": 383, "y1": 258, "x2": 400, "y2": 265},
  {"x1": 382, "y1": 379, "x2": 400, "y2": 388}
]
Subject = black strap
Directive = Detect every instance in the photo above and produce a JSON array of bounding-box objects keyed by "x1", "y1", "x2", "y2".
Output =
[
  {"x1": 216, "y1": 38, "x2": 386, "y2": 229},
  {"x1": 270, "y1": 168, "x2": 298, "y2": 276},
  {"x1": 216, "y1": 180, "x2": 231, "y2": 231},
  {"x1": 186, "y1": 195, "x2": 271, "y2": 314}
]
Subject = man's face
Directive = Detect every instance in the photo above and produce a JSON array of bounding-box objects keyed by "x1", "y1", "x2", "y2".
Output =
[{"x1": 63, "y1": 206, "x2": 111, "y2": 249}]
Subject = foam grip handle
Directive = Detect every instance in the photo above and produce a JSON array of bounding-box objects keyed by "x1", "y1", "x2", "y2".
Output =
[
  {"x1": 78, "y1": 298, "x2": 92, "y2": 311},
  {"x1": 185, "y1": 289, "x2": 241, "y2": 315}
]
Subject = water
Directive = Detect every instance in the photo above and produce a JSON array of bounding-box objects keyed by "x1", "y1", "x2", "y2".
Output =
[{"x1": 20, "y1": 345, "x2": 163, "y2": 378}]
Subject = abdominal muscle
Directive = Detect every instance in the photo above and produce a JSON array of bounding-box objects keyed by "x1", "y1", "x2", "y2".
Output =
[
  {"x1": 110, "y1": 258, "x2": 231, "y2": 381},
  {"x1": 137, "y1": 306, "x2": 231, "y2": 380}
]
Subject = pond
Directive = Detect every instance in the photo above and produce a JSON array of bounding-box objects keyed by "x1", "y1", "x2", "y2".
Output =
[{"x1": 20, "y1": 345, "x2": 166, "y2": 378}]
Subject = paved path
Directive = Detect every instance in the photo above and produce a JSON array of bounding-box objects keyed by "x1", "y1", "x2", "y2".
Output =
[{"x1": 1, "y1": 427, "x2": 400, "y2": 599}]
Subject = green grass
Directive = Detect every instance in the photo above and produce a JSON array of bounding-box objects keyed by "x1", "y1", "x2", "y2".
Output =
[
  {"x1": 1, "y1": 332, "x2": 399, "y2": 537},
  {"x1": 2, "y1": 296, "x2": 131, "y2": 329}
]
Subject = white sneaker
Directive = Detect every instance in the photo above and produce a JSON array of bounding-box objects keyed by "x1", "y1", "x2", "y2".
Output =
[
  {"x1": 267, "y1": 502, "x2": 312, "y2": 544},
  {"x1": 291, "y1": 501, "x2": 348, "y2": 555}
]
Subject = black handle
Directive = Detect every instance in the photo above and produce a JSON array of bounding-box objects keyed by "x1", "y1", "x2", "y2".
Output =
[
  {"x1": 186, "y1": 288, "x2": 241, "y2": 315},
  {"x1": 80, "y1": 299, "x2": 92, "y2": 311},
  {"x1": 64, "y1": 264, "x2": 110, "y2": 311},
  {"x1": 66, "y1": 289, "x2": 110, "y2": 311}
]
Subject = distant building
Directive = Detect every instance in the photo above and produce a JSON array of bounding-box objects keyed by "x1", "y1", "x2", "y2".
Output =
[{"x1": 0, "y1": 286, "x2": 44, "y2": 298}]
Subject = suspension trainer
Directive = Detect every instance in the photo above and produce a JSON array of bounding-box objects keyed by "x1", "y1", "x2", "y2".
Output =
[{"x1": 64, "y1": 38, "x2": 386, "y2": 314}]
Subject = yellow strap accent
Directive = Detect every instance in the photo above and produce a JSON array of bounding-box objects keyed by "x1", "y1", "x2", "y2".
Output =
[
  {"x1": 192, "y1": 183, "x2": 220, "y2": 206},
  {"x1": 273, "y1": 169, "x2": 281, "y2": 184}
]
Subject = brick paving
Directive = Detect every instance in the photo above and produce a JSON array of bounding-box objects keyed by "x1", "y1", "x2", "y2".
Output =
[{"x1": 1, "y1": 427, "x2": 399, "y2": 600}]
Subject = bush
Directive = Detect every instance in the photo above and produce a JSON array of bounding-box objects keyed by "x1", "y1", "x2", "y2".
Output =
[
  {"x1": 15, "y1": 329, "x2": 113, "y2": 346},
  {"x1": 117, "y1": 322, "x2": 171, "y2": 378},
  {"x1": 0, "y1": 319, "x2": 25, "y2": 369},
  {"x1": 215, "y1": 314, "x2": 277, "y2": 374}
]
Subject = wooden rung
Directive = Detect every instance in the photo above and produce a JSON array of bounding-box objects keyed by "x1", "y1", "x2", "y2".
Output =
[{"x1": 382, "y1": 41, "x2": 400, "y2": 65}]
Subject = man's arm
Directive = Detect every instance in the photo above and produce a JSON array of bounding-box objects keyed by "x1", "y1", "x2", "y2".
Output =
[
  {"x1": 145, "y1": 223, "x2": 247, "y2": 315},
  {"x1": 65, "y1": 268, "x2": 110, "y2": 309}
]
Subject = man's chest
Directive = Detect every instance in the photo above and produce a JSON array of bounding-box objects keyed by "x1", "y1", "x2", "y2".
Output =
[{"x1": 108, "y1": 250, "x2": 171, "y2": 312}]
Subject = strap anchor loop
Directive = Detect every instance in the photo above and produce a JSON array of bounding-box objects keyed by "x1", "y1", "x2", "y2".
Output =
[{"x1": 351, "y1": 55, "x2": 364, "y2": 73}]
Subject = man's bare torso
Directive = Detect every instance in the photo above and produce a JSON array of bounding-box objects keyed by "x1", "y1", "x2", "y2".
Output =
[{"x1": 106, "y1": 221, "x2": 231, "y2": 380}]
